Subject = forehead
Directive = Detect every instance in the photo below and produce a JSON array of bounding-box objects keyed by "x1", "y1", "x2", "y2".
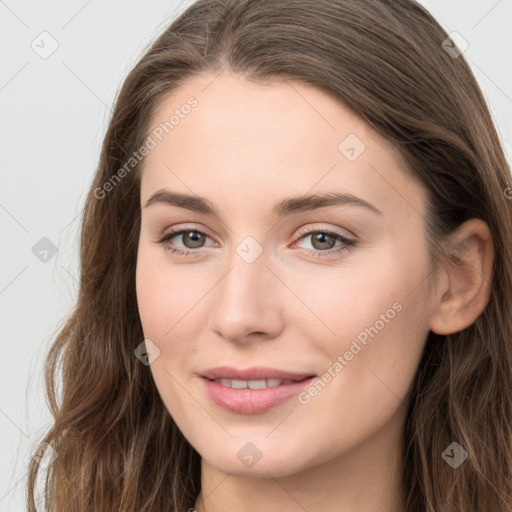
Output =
[{"x1": 140, "y1": 71, "x2": 426, "y2": 220}]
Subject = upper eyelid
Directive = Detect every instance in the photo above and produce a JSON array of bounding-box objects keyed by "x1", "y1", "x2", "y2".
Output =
[
  {"x1": 296, "y1": 223, "x2": 355, "y2": 239},
  {"x1": 161, "y1": 225, "x2": 215, "y2": 242}
]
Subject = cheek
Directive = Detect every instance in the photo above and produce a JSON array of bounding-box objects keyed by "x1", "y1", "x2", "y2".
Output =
[
  {"x1": 292, "y1": 253, "x2": 404, "y2": 341},
  {"x1": 136, "y1": 246, "x2": 194, "y2": 336},
  {"x1": 136, "y1": 252, "x2": 169, "y2": 339},
  {"x1": 309, "y1": 244, "x2": 430, "y2": 386},
  {"x1": 135, "y1": 249, "x2": 203, "y2": 416},
  {"x1": 135, "y1": 245, "x2": 213, "y2": 367}
]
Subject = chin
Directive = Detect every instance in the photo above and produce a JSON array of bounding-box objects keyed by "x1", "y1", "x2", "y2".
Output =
[{"x1": 195, "y1": 435, "x2": 317, "y2": 479}]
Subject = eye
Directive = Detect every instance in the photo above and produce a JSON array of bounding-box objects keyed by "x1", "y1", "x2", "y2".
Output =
[
  {"x1": 157, "y1": 225, "x2": 214, "y2": 257},
  {"x1": 293, "y1": 226, "x2": 357, "y2": 257}
]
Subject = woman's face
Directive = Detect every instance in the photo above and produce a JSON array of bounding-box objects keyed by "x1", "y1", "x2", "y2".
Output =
[{"x1": 136, "y1": 71, "x2": 435, "y2": 478}]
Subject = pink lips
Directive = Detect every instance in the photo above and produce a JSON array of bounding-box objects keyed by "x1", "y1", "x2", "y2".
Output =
[{"x1": 200, "y1": 366, "x2": 316, "y2": 414}]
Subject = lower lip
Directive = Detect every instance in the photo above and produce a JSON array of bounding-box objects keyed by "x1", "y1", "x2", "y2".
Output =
[{"x1": 201, "y1": 376, "x2": 316, "y2": 414}]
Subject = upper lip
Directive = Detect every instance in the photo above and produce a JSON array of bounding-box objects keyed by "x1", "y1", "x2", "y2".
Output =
[{"x1": 201, "y1": 366, "x2": 316, "y2": 381}]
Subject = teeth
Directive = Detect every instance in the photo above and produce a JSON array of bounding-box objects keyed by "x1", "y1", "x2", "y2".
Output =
[
  {"x1": 231, "y1": 379, "x2": 249, "y2": 389},
  {"x1": 213, "y1": 378, "x2": 293, "y2": 388},
  {"x1": 247, "y1": 380, "x2": 267, "y2": 389}
]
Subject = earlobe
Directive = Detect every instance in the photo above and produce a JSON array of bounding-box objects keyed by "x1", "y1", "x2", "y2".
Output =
[{"x1": 429, "y1": 219, "x2": 494, "y2": 335}]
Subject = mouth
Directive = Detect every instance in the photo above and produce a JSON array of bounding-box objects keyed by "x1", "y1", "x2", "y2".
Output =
[
  {"x1": 199, "y1": 366, "x2": 317, "y2": 414},
  {"x1": 204, "y1": 377, "x2": 307, "y2": 388}
]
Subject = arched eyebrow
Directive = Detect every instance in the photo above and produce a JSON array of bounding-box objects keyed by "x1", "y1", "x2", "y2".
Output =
[{"x1": 143, "y1": 189, "x2": 383, "y2": 216}]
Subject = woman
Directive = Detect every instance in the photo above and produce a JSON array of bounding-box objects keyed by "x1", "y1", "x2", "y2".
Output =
[{"x1": 27, "y1": 0, "x2": 512, "y2": 511}]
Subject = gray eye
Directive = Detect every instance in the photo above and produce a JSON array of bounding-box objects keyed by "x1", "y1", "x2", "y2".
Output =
[
  {"x1": 180, "y1": 231, "x2": 206, "y2": 249},
  {"x1": 308, "y1": 232, "x2": 338, "y2": 251}
]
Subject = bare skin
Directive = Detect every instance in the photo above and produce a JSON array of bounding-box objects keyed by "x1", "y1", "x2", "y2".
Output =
[{"x1": 135, "y1": 71, "x2": 493, "y2": 512}]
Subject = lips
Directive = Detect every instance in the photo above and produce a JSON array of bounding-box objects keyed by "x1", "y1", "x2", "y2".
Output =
[{"x1": 199, "y1": 366, "x2": 317, "y2": 414}]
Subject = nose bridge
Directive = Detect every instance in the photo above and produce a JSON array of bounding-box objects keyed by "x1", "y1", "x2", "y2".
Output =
[{"x1": 208, "y1": 238, "x2": 283, "y2": 341}]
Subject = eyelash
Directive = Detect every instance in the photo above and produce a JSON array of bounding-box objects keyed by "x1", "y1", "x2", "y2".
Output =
[{"x1": 157, "y1": 224, "x2": 357, "y2": 258}]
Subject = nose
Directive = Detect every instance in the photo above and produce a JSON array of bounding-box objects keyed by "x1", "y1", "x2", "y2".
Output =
[{"x1": 208, "y1": 247, "x2": 285, "y2": 344}]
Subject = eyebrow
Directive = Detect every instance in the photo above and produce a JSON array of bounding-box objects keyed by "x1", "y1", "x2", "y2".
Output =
[{"x1": 143, "y1": 189, "x2": 383, "y2": 217}]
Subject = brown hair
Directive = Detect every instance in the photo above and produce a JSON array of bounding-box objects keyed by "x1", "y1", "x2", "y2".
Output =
[{"x1": 27, "y1": 0, "x2": 512, "y2": 510}]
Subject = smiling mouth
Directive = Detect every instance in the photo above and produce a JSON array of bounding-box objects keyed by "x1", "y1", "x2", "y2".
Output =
[{"x1": 201, "y1": 374, "x2": 317, "y2": 414}]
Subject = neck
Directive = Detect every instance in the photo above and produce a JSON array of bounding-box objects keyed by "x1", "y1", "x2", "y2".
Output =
[{"x1": 193, "y1": 405, "x2": 407, "y2": 512}]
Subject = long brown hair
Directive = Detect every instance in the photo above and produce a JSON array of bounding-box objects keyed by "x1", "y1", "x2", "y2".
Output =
[{"x1": 27, "y1": 1, "x2": 512, "y2": 510}]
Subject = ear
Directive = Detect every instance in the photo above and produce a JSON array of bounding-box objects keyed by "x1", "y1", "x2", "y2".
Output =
[{"x1": 429, "y1": 218, "x2": 494, "y2": 335}]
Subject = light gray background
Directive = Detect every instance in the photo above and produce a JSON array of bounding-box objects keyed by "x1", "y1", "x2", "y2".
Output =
[{"x1": 1, "y1": 1, "x2": 511, "y2": 510}]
